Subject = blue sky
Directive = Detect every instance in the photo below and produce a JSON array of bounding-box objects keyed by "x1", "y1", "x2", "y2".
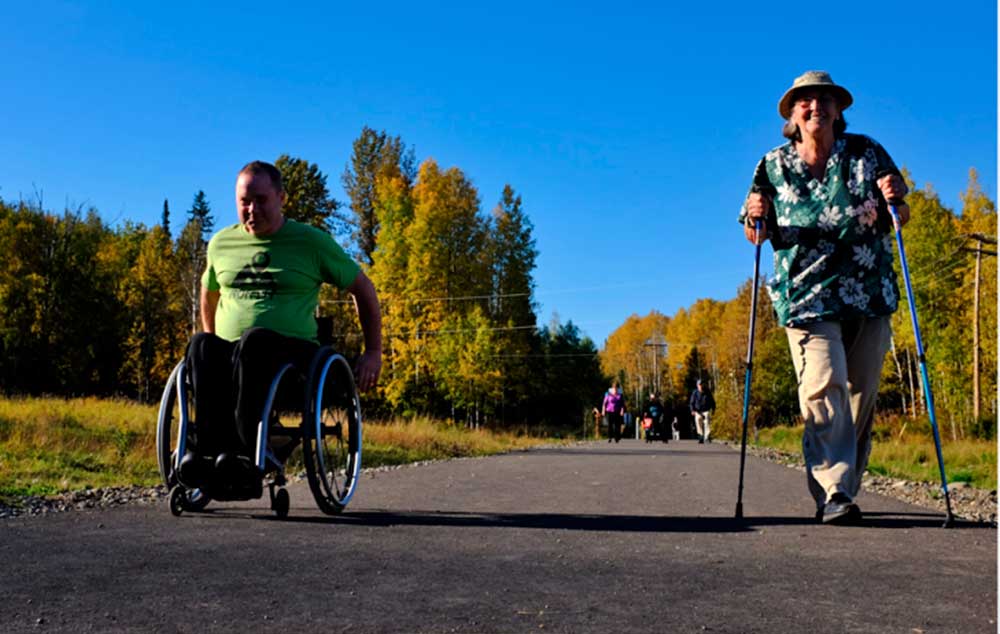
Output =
[{"x1": 3, "y1": 2, "x2": 996, "y2": 346}]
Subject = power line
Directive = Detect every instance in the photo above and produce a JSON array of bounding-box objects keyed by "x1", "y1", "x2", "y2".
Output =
[
  {"x1": 319, "y1": 270, "x2": 752, "y2": 306},
  {"x1": 490, "y1": 353, "x2": 599, "y2": 358},
  {"x1": 326, "y1": 323, "x2": 540, "y2": 339},
  {"x1": 320, "y1": 290, "x2": 532, "y2": 306}
]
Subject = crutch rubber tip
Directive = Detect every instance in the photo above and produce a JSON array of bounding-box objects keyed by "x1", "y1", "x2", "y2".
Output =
[
  {"x1": 735, "y1": 503, "x2": 743, "y2": 520},
  {"x1": 942, "y1": 515, "x2": 955, "y2": 529}
]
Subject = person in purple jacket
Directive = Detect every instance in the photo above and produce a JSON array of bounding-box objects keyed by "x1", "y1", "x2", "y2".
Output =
[{"x1": 602, "y1": 382, "x2": 626, "y2": 443}]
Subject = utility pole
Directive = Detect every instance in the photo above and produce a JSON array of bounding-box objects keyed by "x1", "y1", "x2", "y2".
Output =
[
  {"x1": 643, "y1": 335, "x2": 668, "y2": 395},
  {"x1": 960, "y1": 233, "x2": 997, "y2": 422}
]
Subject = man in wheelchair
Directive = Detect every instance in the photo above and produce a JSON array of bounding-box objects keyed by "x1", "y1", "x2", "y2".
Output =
[{"x1": 176, "y1": 160, "x2": 382, "y2": 497}]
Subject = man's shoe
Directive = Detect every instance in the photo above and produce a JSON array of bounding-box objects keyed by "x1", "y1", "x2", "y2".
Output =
[
  {"x1": 214, "y1": 453, "x2": 261, "y2": 496},
  {"x1": 822, "y1": 493, "x2": 862, "y2": 525},
  {"x1": 177, "y1": 451, "x2": 212, "y2": 488},
  {"x1": 698, "y1": 439, "x2": 704, "y2": 444},
  {"x1": 215, "y1": 453, "x2": 255, "y2": 480}
]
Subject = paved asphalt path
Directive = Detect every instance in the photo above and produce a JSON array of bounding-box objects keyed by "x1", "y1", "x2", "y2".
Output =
[{"x1": 2, "y1": 440, "x2": 995, "y2": 633}]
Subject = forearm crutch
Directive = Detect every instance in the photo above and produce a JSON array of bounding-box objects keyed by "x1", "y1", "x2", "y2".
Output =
[
  {"x1": 888, "y1": 202, "x2": 955, "y2": 528},
  {"x1": 735, "y1": 220, "x2": 763, "y2": 520}
]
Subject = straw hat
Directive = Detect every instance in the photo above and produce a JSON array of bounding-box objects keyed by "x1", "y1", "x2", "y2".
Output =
[{"x1": 778, "y1": 71, "x2": 853, "y2": 119}]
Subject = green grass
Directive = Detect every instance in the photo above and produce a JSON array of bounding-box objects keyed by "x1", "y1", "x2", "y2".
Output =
[
  {"x1": 0, "y1": 397, "x2": 160, "y2": 499},
  {"x1": 0, "y1": 396, "x2": 558, "y2": 504},
  {"x1": 755, "y1": 424, "x2": 997, "y2": 490}
]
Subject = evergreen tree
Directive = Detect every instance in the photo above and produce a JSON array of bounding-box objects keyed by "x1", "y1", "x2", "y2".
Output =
[
  {"x1": 275, "y1": 154, "x2": 342, "y2": 234},
  {"x1": 487, "y1": 185, "x2": 539, "y2": 422},
  {"x1": 342, "y1": 126, "x2": 416, "y2": 264},
  {"x1": 536, "y1": 320, "x2": 606, "y2": 430},
  {"x1": 489, "y1": 185, "x2": 537, "y2": 327},
  {"x1": 161, "y1": 199, "x2": 171, "y2": 239},
  {"x1": 188, "y1": 190, "x2": 214, "y2": 241}
]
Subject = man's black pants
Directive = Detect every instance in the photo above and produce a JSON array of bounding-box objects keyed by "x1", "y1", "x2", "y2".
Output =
[{"x1": 185, "y1": 328, "x2": 318, "y2": 457}]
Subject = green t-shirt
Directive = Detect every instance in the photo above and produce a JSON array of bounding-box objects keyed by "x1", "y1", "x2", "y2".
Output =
[
  {"x1": 201, "y1": 219, "x2": 360, "y2": 342},
  {"x1": 738, "y1": 133, "x2": 901, "y2": 327}
]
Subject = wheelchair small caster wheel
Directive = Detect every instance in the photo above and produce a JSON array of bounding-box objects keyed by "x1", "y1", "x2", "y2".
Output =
[
  {"x1": 169, "y1": 485, "x2": 187, "y2": 517},
  {"x1": 272, "y1": 488, "x2": 289, "y2": 519}
]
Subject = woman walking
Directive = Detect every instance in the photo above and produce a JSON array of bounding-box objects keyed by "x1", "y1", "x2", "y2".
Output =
[
  {"x1": 740, "y1": 71, "x2": 909, "y2": 525},
  {"x1": 602, "y1": 383, "x2": 626, "y2": 443}
]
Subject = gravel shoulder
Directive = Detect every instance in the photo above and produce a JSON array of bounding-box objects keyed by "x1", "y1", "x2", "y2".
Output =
[
  {"x1": 2, "y1": 441, "x2": 994, "y2": 524},
  {"x1": 731, "y1": 441, "x2": 997, "y2": 525}
]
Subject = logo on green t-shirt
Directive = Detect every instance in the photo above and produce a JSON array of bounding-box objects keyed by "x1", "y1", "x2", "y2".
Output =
[{"x1": 231, "y1": 250, "x2": 277, "y2": 299}]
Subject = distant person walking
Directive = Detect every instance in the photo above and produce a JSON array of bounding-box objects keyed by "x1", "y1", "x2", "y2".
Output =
[
  {"x1": 602, "y1": 383, "x2": 626, "y2": 443},
  {"x1": 739, "y1": 71, "x2": 909, "y2": 525},
  {"x1": 642, "y1": 391, "x2": 668, "y2": 443},
  {"x1": 689, "y1": 379, "x2": 715, "y2": 443}
]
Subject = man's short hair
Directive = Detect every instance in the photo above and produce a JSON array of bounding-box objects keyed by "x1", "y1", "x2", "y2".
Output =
[{"x1": 239, "y1": 160, "x2": 284, "y2": 193}]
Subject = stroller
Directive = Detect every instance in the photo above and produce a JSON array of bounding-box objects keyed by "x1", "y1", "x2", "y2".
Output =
[
  {"x1": 642, "y1": 402, "x2": 668, "y2": 443},
  {"x1": 642, "y1": 415, "x2": 656, "y2": 442}
]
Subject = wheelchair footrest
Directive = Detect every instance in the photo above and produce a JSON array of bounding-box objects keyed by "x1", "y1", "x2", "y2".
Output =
[{"x1": 178, "y1": 452, "x2": 264, "y2": 501}]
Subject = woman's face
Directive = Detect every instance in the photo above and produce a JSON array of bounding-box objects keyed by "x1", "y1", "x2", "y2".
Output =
[{"x1": 790, "y1": 89, "x2": 841, "y2": 138}]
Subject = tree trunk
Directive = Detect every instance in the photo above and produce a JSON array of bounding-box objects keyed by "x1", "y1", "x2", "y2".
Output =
[
  {"x1": 905, "y1": 347, "x2": 917, "y2": 418},
  {"x1": 940, "y1": 376, "x2": 957, "y2": 442},
  {"x1": 890, "y1": 335, "x2": 908, "y2": 416}
]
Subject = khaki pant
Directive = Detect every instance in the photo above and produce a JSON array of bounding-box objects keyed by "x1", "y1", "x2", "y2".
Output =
[
  {"x1": 693, "y1": 411, "x2": 711, "y2": 441},
  {"x1": 784, "y1": 317, "x2": 891, "y2": 509}
]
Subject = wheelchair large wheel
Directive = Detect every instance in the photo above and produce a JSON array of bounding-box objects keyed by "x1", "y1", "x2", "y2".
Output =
[
  {"x1": 302, "y1": 349, "x2": 362, "y2": 515},
  {"x1": 156, "y1": 361, "x2": 211, "y2": 512}
]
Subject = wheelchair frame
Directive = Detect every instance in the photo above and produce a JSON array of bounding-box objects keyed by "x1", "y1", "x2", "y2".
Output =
[{"x1": 156, "y1": 346, "x2": 362, "y2": 518}]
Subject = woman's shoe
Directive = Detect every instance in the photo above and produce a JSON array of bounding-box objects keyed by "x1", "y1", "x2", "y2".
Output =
[{"x1": 822, "y1": 493, "x2": 862, "y2": 525}]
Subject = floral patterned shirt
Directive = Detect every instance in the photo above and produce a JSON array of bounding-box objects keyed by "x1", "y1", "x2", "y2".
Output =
[{"x1": 739, "y1": 133, "x2": 901, "y2": 327}]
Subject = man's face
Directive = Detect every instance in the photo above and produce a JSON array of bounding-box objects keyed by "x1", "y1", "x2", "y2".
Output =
[{"x1": 235, "y1": 171, "x2": 285, "y2": 236}]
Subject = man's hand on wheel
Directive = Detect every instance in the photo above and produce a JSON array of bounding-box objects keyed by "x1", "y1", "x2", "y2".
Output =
[{"x1": 354, "y1": 350, "x2": 382, "y2": 392}]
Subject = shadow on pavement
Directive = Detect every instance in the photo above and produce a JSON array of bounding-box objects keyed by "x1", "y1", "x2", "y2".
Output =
[
  {"x1": 529, "y1": 448, "x2": 734, "y2": 457},
  {"x1": 275, "y1": 510, "x2": 777, "y2": 531},
  {"x1": 188, "y1": 508, "x2": 994, "y2": 531},
  {"x1": 859, "y1": 511, "x2": 991, "y2": 530}
]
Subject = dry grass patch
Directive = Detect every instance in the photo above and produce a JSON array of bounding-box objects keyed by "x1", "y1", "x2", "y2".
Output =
[
  {"x1": 0, "y1": 397, "x2": 157, "y2": 496},
  {"x1": 364, "y1": 417, "x2": 552, "y2": 467},
  {"x1": 755, "y1": 424, "x2": 996, "y2": 490},
  {"x1": 0, "y1": 397, "x2": 558, "y2": 500}
]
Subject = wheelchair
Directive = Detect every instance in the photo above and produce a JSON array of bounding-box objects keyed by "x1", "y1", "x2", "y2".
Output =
[{"x1": 156, "y1": 345, "x2": 362, "y2": 519}]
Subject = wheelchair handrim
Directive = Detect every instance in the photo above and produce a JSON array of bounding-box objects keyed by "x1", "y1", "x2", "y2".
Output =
[
  {"x1": 313, "y1": 353, "x2": 362, "y2": 507},
  {"x1": 156, "y1": 361, "x2": 184, "y2": 486}
]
